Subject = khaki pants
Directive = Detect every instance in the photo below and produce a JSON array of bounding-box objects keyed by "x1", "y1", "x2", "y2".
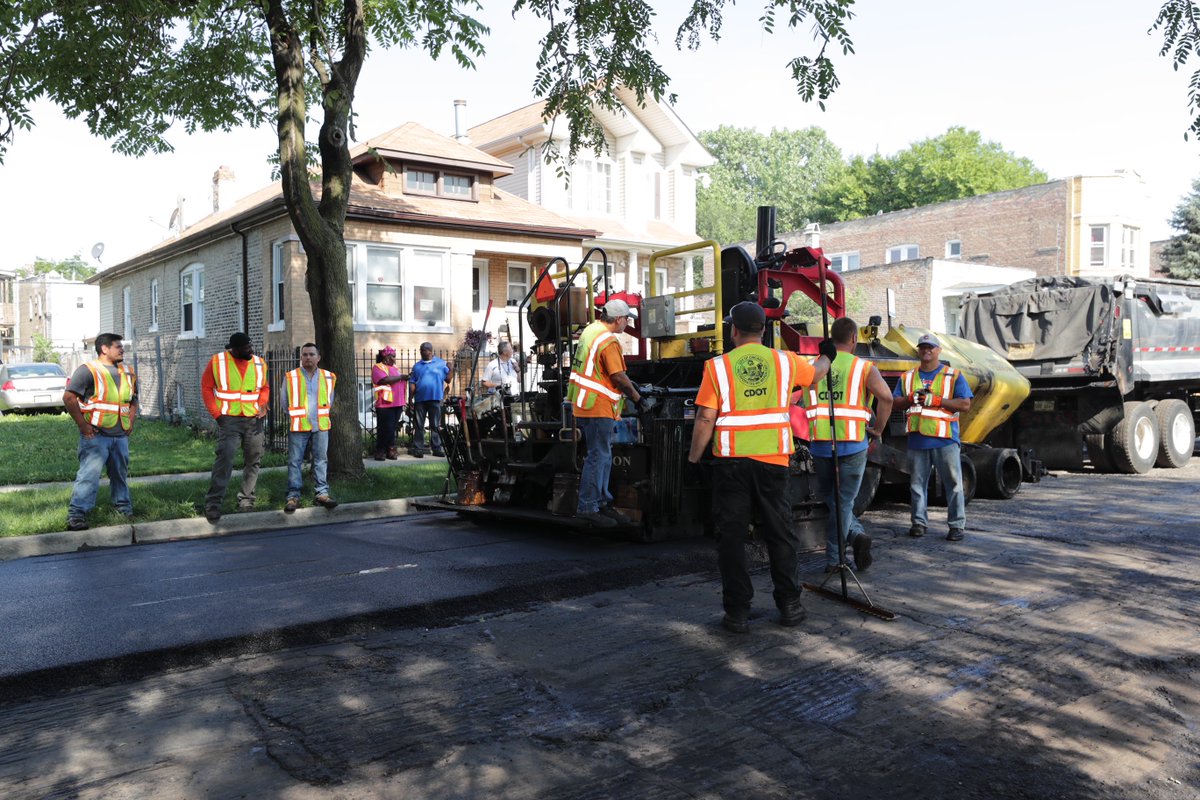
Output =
[{"x1": 205, "y1": 415, "x2": 265, "y2": 511}]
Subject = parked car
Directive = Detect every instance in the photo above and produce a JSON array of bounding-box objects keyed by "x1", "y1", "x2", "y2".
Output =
[{"x1": 0, "y1": 362, "x2": 69, "y2": 413}]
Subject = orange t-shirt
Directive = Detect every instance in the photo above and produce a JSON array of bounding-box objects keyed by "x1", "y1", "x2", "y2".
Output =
[
  {"x1": 574, "y1": 339, "x2": 628, "y2": 419},
  {"x1": 695, "y1": 350, "x2": 815, "y2": 466}
]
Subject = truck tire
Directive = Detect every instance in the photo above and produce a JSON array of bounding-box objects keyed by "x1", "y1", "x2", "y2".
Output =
[
  {"x1": 931, "y1": 452, "x2": 976, "y2": 507},
  {"x1": 1084, "y1": 433, "x2": 1116, "y2": 473},
  {"x1": 1154, "y1": 399, "x2": 1195, "y2": 469},
  {"x1": 970, "y1": 447, "x2": 1023, "y2": 499},
  {"x1": 853, "y1": 464, "x2": 881, "y2": 517},
  {"x1": 1110, "y1": 401, "x2": 1159, "y2": 474}
]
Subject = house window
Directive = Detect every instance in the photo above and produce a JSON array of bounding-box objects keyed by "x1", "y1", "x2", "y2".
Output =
[
  {"x1": 346, "y1": 245, "x2": 356, "y2": 319},
  {"x1": 346, "y1": 242, "x2": 451, "y2": 328},
  {"x1": 946, "y1": 240, "x2": 962, "y2": 259},
  {"x1": 149, "y1": 279, "x2": 159, "y2": 332},
  {"x1": 411, "y1": 250, "x2": 447, "y2": 324},
  {"x1": 1122, "y1": 226, "x2": 1139, "y2": 270},
  {"x1": 640, "y1": 266, "x2": 669, "y2": 293},
  {"x1": 366, "y1": 248, "x2": 403, "y2": 322},
  {"x1": 443, "y1": 174, "x2": 473, "y2": 197},
  {"x1": 569, "y1": 160, "x2": 612, "y2": 214},
  {"x1": 472, "y1": 258, "x2": 488, "y2": 313},
  {"x1": 828, "y1": 252, "x2": 860, "y2": 273},
  {"x1": 123, "y1": 287, "x2": 133, "y2": 342},
  {"x1": 886, "y1": 245, "x2": 920, "y2": 264},
  {"x1": 180, "y1": 264, "x2": 205, "y2": 336},
  {"x1": 507, "y1": 262, "x2": 530, "y2": 306},
  {"x1": 1090, "y1": 225, "x2": 1108, "y2": 267},
  {"x1": 75, "y1": 296, "x2": 84, "y2": 309},
  {"x1": 406, "y1": 169, "x2": 436, "y2": 194},
  {"x1": 270, "y1": 241, "x2": 286, "y2": 328}
]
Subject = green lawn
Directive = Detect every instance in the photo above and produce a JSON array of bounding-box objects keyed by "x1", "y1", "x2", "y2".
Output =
[
  {"x1": 0, "y1": 414, "x2": 287, "y2": 484},
  {"x1": 0, "y1": 462, "x2": 450, "y2": 537}
]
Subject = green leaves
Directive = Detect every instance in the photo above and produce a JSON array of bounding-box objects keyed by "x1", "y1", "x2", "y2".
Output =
[
  {"x1": 1161, "y1": 176, "x2": 1200, "y2": 278},
  {"x1": 1153, "y1": 0, "x2": 1200, "y2": 140}
]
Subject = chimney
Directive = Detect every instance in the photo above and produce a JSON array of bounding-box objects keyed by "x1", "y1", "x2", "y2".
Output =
[
  {"x1": 212, "y1": 166, "x2": 236, "y2": 214},
  {"x1": 803, "y1": 222, "x2": 821, "y2": 249},
  {"x1": 454, "y1": 100, "x2": 470, "y2": 144}
]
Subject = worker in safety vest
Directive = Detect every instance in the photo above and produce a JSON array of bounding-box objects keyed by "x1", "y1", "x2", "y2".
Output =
[
  {"x1": 804, "y1": 317, "x2": 893, "y2": 574},
  {"x1": 283, "y1": 342, "x2": 339, "y2": 514},
  {"x1": 892, "y1": 332, "x2": 973, "y2": 541},
  {"x1": 687, "y1": 301, "x2": 834, "y2": 634},
  {"x1": 201, "y1": 332, "x2": 270, "y2": 523},
  {"x1": 372, "y1": 346, "x2": 407, "y2": 461},
  {"x1": 62, "y1": 333, "x2": 138, "y2": 531},
  {"x1": 566, "y1": 298, "x2": 646, "y2": 528}
]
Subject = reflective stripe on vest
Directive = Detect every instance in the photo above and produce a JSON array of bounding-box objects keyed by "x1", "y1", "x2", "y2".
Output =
[
  {"x1": 78, "y1": 361, "x2": 135, "y2": 430},
  {"x1": 286, "y1": 368, "x2": 336, "y2": 432},
  {"x1": 567, "y1": 321, "x2": 623, "y2": 413},
  {"x1": 373, "y1": 384, "x2": 393, "y2": 404},
  {"x1": 805, "y1": 352, "x2": 872, "y2": 442},
  {"x1": 711, "y1": 344, "x2": 794, "y2": 458},
  {"x1": 213, "y1": 353, "x2": 266, "y2": 417},
  {"x1": 901, "y1": 366, "x2": 959, "y2": 439}
]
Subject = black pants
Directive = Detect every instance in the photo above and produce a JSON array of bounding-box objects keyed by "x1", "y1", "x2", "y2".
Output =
[
  {"x1": 376, "y1": 406, "x2": 402, "y2": 452},
  {"x1": 712, "y1": 458, "x2": 802, "y2": 615}
]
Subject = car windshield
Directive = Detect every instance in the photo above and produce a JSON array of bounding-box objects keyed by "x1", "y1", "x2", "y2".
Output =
[{"x1": 7, "y1": 364, "x2": 67, "y2": 378}]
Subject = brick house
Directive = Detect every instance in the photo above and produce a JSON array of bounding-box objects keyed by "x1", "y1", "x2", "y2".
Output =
[
  {"x1": 89, "y1": 123, "x2": 594, "y2": 425},
  {"x1": 770, "y1": 170, "x2": 1153, "y2": 333}
]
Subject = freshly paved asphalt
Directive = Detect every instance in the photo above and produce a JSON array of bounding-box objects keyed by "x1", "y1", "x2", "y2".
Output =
[{"x1": 0, "y1": 510, "x2": 716, "y2": 692}]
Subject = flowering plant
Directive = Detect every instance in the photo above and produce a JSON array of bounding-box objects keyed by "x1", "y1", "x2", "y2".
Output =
[{"x1": 462, "y1": 328, "x2": 493, "y2": 351}]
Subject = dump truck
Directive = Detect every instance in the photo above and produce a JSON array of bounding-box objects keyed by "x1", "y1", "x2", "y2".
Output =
[
  {"x1": 958, "y1": 275, "x2": 1200, "y2": 474},
  {"x1": 431, "y1": 209, "x2": 1037, "y2": 546}
]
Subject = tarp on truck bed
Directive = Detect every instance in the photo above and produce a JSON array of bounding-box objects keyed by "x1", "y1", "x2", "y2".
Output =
[{"x1": 958, "y1": 276, "x2": 1114, "y2": 366}]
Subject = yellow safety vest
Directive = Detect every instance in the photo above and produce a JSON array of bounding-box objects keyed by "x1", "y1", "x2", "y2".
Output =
[
  {"x1": 285, "y1": 368, "x2": 336, "y2": 432},
  {"x1": 901, "y1": 366, "x2": 959, "y2": 439},
  {"x1": 567, "y1": 320, "x2": 624, "y2": 417},
  {"x1": 804, "y1": 351, "x2": 873, "y2": 442},
  {"x1": 709, "y1": 344, "x2": 795, "y2": 458},
  {"x1": 212, "y1": 352, "x2": 266, "y2": 417},
  {"x1": 79, "y1": 360, "x2": 135, "y2": 430}
]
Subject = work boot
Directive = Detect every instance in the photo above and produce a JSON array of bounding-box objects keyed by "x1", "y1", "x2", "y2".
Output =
[
  {"x1": 315, "y1": 495, "x2": 338, "y2": 510},
  {"x1": 431, "y1": 449, "x2": 446, "y2": 457},
  {"x1": 284, "y1": 497, "x2": 299, "y2": 514},
  {"x1": 721, "y1": 611, "x2": 750, "y2": 634},
  {"x1": 946, "y1": 528, "x2": 965, "y2": 542},
  {"x1": 66, "y1": 518, "x2": 89, "y2": 532},
  {"x1": 852, "y1": 532, "x2": 873, "y2": 571},
  {"x1": 204, "y1": 507, "x2": 222, "y2": 524},
  {"x1": 577, "y1": 510, "x2": 617, "y2": 528},
  {"x1": 909, "y1": 523, "x2": 926, "y2": 538},
  {"x1": 374, "y1": 450, "x2": 386, "y2": 462},
  {"x1": 599, "y1": 506, "x2": 632, "y2": 525},
  {"x1": 387, "y1": 447, "x2": 399, "y2": 461},
  {"x1": 778, "y1": 601, "x2": 806, "y2": 627},
  {"x1": 238, "y1": 500, "x2": 255, "y2": 512}
]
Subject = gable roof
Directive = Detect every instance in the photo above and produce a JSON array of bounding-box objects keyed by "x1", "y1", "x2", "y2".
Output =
[
  {"x1": 351, "y1": 121, "x2": 513, "y2": 176},
  {"x1": 467, "y1": 101, "x2": 549, "y2": 151}
]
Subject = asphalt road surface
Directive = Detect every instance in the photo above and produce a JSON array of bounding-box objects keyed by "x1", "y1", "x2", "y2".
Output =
[{"x1": 1, "y1": 461, "x2": 1198, "y2": 800}]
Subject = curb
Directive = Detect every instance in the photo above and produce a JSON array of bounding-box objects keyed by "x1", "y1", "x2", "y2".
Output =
[{"x1": 0, "y1": 496, "x2": 443, "y2": 562}]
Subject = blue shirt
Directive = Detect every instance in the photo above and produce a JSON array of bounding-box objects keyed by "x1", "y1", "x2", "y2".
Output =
[
  {"x1": 893, "y1": 365, "x2": 973, "y2": 450},
  {"x1": 409, "y1": 357, "x2": 450, "y2": 402}
]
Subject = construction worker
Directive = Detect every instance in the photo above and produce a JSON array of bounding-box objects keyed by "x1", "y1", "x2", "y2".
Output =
[
  {"x1": 687, "y1": 301, "x2": 834, "y2": 633},
  {"x1": 202, "y1": 332, "x2": 269, "y2": 523},
  {"x1": 892, "y1": 333, "x2": 973, "y2": 541},
  {"x1": 283, "y1": 342, "x2": 338, "y2": 514},
  {"x1": 62, "y1": 333, "x2": 138, "y2": 531},
  {"x1": 567, "y1": 298, "x2": 645, "y2": 528},
  {"x1": 805, "y1": 316, "x2": 893, "y2": 574},
  {"x1": 372, "y1": 346, "x2": 407, "y2": 460}
]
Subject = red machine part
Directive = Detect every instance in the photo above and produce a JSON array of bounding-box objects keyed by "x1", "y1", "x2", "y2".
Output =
[{"x1": 756, "y1": 246, "x2": 846, "y2": 356}]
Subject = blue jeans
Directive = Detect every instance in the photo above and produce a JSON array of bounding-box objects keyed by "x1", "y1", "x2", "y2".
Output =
[
  {"x1": 412, "y1": 401, "x2": 444, "y2": 454},
  {"x1": 908, "y1": 441, "x2": 965, "y2": 531},
  {"x1": 68, "y1": 434, "x2": 131, "y2": 519},
  {"x1": 576, "y1": 416, "x2": 615, "y2": 514},
  {"x1": 813, "y1": 449, "x2": 868, "y2": 568},
  {"x1": 287, "y1": 429, "x2": 330, "y2": 499}
]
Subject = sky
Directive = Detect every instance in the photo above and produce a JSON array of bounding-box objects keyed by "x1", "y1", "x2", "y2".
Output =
[{"x1": 1, "y1": 0, "x2": 1195, "y2": 272}]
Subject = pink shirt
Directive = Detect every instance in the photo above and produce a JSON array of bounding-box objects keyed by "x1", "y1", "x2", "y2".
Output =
[{"x1": 372, "y1": 364, "x2": 407, "y2": 408}]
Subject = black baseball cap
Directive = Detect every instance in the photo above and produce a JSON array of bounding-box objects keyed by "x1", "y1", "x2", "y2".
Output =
[
  {"x1": 226, "y1": 332, "x2": 252, "y2": 349},
  {"x1": 723, "y1": 301, "x2": 766, "y2": 333}
]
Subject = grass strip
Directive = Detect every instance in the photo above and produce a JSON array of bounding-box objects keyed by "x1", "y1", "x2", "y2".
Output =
[{"x1": 0, "y1": 463, "x2": 450, "y2": 537}]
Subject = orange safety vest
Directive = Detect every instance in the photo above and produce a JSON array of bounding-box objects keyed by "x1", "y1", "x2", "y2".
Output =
[
  {"x1": 79, "y1": 360, "x2": 135, "y2": 430},
  {"x1": 211, "y1": 352, "x2": 266, "y2": 417},
  {"x1": 285, "y1": 367, "x2": 336, "y2": 432},
  {"x1": 804, "y1": 351, "x2": 873, "y2": 442},
  {"x1": 709, "y1": 344, "x2": 795, "y2": 458},
  {"x1": 566, "y1": 320, "x2": 624, "y2": 418},
  {"x1": 901, "y1": 366, "x2": 959, "y2": 439}
]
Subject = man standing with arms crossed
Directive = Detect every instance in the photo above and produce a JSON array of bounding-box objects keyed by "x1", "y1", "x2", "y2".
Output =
[
  {"x1": 283, "y1": 342, "x2": 338, "y2": 513},
  {"x1": 567, "y1": 298, "x2": 646, "y2": 528},
  {"x1": 202, "y1": 332, "x2": 269, "y2": 523},
  {"x1": 893, "y1": 333, "x2": 973, "y2": 541},
  {"x1": 687, "y1": 302, "x2": 833, "y2": 633},
  {"x1": 805, "y1": 317, "x2": 893, "y2": 574},
  {"x1": 62, "y1": 333, "x2": 138, "y2": 531}
]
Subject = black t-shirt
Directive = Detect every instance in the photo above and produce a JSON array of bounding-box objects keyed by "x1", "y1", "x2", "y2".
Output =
[{"x1": 67, "y1": 362, "x2": 138, "y2": 437}]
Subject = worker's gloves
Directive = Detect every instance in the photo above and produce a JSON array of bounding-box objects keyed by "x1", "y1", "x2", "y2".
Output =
[
  {"x1": 635, "y1": 397, "x2": 656, "y2": 415},
  {"x1": 818, "y1": 339, "x2": 837, "y2": 360}
]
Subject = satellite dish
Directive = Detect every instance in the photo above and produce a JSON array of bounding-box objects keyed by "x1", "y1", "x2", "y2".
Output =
[
  {"x1": 91, "y1": 242, "x2": 105, "y2": 262},
  {"x1": 168, "y1": 208, "x2": 180, "y2": 230}
]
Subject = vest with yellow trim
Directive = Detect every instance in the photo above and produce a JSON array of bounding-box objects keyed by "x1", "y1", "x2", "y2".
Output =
[
  {"x1": 285, "y1": 367, "x2": 336, "y2": 432},
  {"x1": 804, "y1": 351, "x2": 873, "y2": 442},
  {"x1": 566, "y1": 320, "x2": 624, "y2": 418},
  {"x1": 211, "y1": 352, "x2": 267, "y2": 417},
  {"x1": 901, "y1": 365, "x2": 960, "y2": 439},
  {"x1": 708, "y1": 343, "x2": 795, "y2": 458},
  {"x1": 78, "y1": 360, "x2": 135, "y2": 430}
]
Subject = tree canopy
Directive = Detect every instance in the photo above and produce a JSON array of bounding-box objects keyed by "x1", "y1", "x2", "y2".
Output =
[
  {"x1": 813, "y1": 127, "x2": 1048, "y2": 223},
  {"x1": 1160, "y1": 177, "x2": 1200, "y2": 279},
  {"x1": 19, "y1": 255, "x2": 96, "y2": 281}
]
